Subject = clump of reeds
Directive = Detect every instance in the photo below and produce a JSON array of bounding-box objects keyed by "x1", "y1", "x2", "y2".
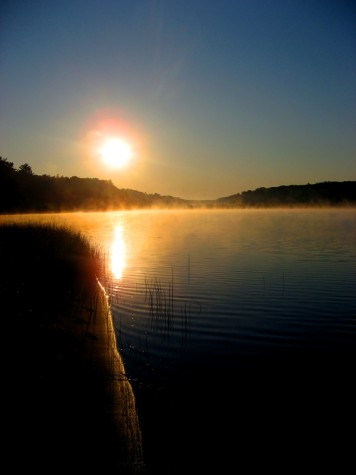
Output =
[
  {"x1": 111, "y1": 270, "x2": 203, "y2": 397},
  {"x1": 0, "y1": 222, "x2": 105, "y2": 322},
  {"x1": 145, "y1": 276, "x2": 174, "y2": 335}
]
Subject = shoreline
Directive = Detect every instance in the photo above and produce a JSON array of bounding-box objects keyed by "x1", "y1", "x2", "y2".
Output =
[
  {"x1": 1, "y1": 223, "x2": 145, "y2": 473},
  {"x1": 7, "y1": 281, "x2": 145, "y2": 473}
]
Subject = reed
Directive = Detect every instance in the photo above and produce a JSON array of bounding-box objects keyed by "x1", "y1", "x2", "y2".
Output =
[
  {"x1": 111, "y1": 269, "x2": 202, "y2": 393},
  {"x1": 145, "y1": 275, "x2": 174, "y2": 335}
]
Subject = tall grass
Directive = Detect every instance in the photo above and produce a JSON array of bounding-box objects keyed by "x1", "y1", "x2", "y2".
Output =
[
  {"x1": 0, "y1": 221, "x2": 105, "y2": 322},
  {"x1": 110, "y1": 269, "x2": 201, "y2": 392},
  {"x1": 145, "y1": 275, "x2": 174, "y2": 334}
]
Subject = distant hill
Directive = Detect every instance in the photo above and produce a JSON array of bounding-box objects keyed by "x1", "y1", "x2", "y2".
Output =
[
  {"x1": 216, "y1": 182, "x2": 356, "y2": 208},
  {"x1": 0, "y1": 156, "x2": 190, "y2": 212},
  {"x1": 1, "y1": 157, "x2": 355, "y2": 211}
]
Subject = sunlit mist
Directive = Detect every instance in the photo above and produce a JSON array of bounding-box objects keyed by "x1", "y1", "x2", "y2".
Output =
[{"x1": 111, "y1": 225, "x2": 126, "y2": 279}]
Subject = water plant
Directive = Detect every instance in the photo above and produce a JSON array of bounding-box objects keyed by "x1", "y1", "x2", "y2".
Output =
[
  {"x1": 145, "y1": 275, "x2": 174, "y2": 335},
  {"x1": 109, "y1": 267, "x2": 202, "y2": 394}
]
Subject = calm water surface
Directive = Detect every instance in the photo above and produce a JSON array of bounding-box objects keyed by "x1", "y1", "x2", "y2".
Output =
[{"x1": 2, "y1": 209, "x2": 355, "y2": 473}]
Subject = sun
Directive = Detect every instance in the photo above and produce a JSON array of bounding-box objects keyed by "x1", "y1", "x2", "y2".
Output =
[{"x1": 99, "y1": 137, "x2": 133, "y2": 168}]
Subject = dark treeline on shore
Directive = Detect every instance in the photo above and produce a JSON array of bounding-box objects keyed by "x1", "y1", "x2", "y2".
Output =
[
  {"x1": 1, "y1": 156, "x2": 355, "y2": 212},
  {"x1": 0, "y1": 156, "x2": 188, "y2": 212},
  {"x1": 217, "y1": 181, "x2": 356, "y2": 208}
]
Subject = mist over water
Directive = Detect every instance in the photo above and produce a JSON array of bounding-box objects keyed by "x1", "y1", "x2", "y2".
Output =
[{"x1": 2, "y1": 208, "x2": 355, "y2": 473}]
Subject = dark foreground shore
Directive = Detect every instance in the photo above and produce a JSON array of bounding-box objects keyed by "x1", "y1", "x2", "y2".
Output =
[{"x1": 1, "y1": 223, "x2": 145, "y2": 473}]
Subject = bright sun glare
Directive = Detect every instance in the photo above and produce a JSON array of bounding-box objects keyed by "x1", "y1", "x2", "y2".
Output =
[{"x1": 99, "y1": 137, "x2": 133, "y2": 169}]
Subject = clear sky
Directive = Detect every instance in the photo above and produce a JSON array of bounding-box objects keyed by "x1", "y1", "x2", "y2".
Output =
[{"x1": 1, "y1": 0, "x2": 355, "y2": 200}]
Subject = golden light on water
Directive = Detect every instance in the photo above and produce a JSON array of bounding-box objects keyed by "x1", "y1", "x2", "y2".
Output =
[{"x1": 111, "y1": 225, "x2": 126, "y2": 279}]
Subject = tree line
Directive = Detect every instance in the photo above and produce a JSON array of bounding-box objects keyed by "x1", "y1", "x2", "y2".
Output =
[
  {"x1": 1, "y1": 156, "x2": 355, "y2": 212},
  {"x1": 216, "y1": 182, "x2": 356, "y2": 207},
  {"x1": 0, "y1": 156, "x2": 189, "y2": 212}
]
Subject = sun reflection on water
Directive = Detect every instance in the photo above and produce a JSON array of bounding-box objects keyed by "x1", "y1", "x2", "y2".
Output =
[{"x1": 111, "y1": 225, "x2": 126, "y2": 279}]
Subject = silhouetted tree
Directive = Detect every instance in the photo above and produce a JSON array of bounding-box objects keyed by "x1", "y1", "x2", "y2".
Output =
[
  {"x1": 0, "y1": 156, "x2": 15, "y2": 175},
  {"x1": 18, "y1": 163, "x2": 33, "y2": 175}
]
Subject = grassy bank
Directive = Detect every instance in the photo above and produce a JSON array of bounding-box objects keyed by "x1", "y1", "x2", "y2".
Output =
[{"x1": 1, "y1": 222, "x2": 145, "y2": 473}]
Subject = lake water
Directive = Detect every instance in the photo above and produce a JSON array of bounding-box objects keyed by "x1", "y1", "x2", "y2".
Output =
[{"x1": 2, "y1": 208, "x2": 355, "y2": 473}]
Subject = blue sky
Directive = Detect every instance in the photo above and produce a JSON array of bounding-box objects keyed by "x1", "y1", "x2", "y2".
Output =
[{"x1": 1, "y1": 0, "x2": 355, "y2": 199}]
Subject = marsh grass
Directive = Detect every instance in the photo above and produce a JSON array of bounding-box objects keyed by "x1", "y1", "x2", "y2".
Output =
[
  {"x1": 111, "y1": 270, "x2": 201, "y2": 394},
  {"x1": 145, "y1": 275, "x2": 174, "y2": 335},
  {"x1": 0, "y1": 221, "x2": 107, "y2": 321},
  {"x1": 0, "y1": 221, "x2": 107, "y2": 394}
]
